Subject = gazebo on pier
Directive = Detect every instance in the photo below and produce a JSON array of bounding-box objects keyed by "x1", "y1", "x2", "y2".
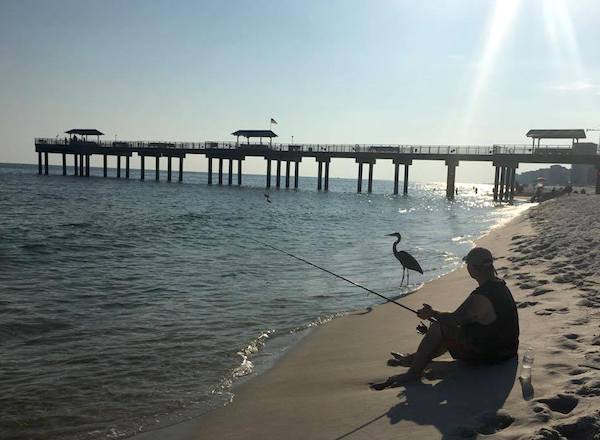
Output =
[
  {"x1": 526, "y1": 129, "x2": 586, "y2": 148},
  {"x1": 232, "y1": 129, "x2": 277, "y2": 147},
  {"x1": 66, "y1": 128, "x2": 104, "y2": 143}
]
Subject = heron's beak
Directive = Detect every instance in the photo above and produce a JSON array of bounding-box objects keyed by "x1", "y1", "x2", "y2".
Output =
[{"x1": 386, "y1": 233, "x2": 397, "y2": 237}]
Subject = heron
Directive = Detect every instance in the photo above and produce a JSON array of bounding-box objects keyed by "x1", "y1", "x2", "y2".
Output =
[{"x1": 387, "y1": 233, "x2": 423, "y2": 286}]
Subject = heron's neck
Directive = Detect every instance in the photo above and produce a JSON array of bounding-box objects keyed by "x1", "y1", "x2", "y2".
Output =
[{"x1": 394, "y1": 238, "x2": 401, "y2": 247}]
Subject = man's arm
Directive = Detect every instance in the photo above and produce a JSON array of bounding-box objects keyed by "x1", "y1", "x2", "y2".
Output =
[{"x1": 418, "y1": 295, "x2": 495, "y2": 327}]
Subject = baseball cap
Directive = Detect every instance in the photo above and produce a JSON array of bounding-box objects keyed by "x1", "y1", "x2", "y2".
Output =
[{"x1": 463, "y1": 247, "x2": 494, "y2": 267}]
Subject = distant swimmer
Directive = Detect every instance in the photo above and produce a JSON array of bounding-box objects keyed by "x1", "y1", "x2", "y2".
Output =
[
  {"x1": 387, "y1": 233, "x2": 423, "y2": 286},
  {"x1": 264, "y1": 192, "x2": 272, "y2": 203},
  {"x1": 371, "y1": 247, "x2": 519, "y2": 389}
]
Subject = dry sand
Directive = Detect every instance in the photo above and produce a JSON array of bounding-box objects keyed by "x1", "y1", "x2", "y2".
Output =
[{"x1": 136, "y1": 194, "x2": 600, "y2": 440}]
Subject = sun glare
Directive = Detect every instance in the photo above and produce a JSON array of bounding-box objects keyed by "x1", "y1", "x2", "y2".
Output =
[
  {"x1": 460, "y1": 0, "x2": 521, "y2": 141},
  {"x1": 543, "y1": 0, "x2": 586, "y2": 82}
]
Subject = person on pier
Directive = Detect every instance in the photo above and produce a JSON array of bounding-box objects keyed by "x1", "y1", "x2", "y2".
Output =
[{"x1": 371, "y1": 247, "x2": 519, "y2": 389}]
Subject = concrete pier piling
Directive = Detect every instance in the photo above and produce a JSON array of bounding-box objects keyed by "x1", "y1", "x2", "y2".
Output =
[
  {"x1": 155, "y1": 156, "x2": 160, "y2": 181},
  {"x1": 228, "y1": 159, "x2": 233, "y2": 186},
  {"x1": 62, "y1": 153, "x2": 67, "y2": 176},
  {"x1": 44, "y1": 152, "x2": 49, "y2": 175},
  {"x1": 276, "y1": 160, "x2": 281, "y2": 188},
  {"x1": 208, "y1": 157, "x2": 213, "y2": 185},
  {"x1": 38, "y1": 152, "x2": 42, "y2": 175},
  {"x1": 498, "y1": 166, "x2": 506, "y2": 201},
  {"x1": 294, "y1": 161, "x2": 300, "y2": 189},
  {"x1": 237, "y1": 159, "x2": 242, "y2": 185},
  {"x1": 403, "y1": 164, "x2": 410, "y2": 195},
  {"x1": 178, "y1": 157, "x2": 183, "y2": 182},
  {"x1": 367, "y1": 162, "x2": 374, "y2": 193},
  {"x1": 74, "y1": 154, "x2": 78, "y2": 176},
  {"x1": 445, "y1": 159, "x2": 458, "y2": 200},
  {"x1": 167, "y1": 156, "x2": 172, "y2": 182},
  {"x1": 126, "y1": 156, "x2": 130, "y2": 179},
  {"x1": 266, "y1": 159, "x2": 271, "y2": 188},
  {"x1": 285, "y1": 161, "x2": 290, "y2": 188},
  {"x1": 324, "y1": 161, "x2": 330, "y2": 191},
  {"x1": 317, "y1": 160, "x2": 323, "y2": 191},
  {"x1": 103, "y1": 155, "x2": 107, "y2": 177},
  {"x1": 218, "y1": 158, "x2": 223, "y2": 185},
  {"x1": 357, "y1": 162, "x2": 363, "y2": 193}
]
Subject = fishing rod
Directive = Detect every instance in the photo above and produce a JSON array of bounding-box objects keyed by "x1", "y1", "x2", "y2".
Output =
[{"x1": 249, "y1": 237, "x2": 419, "y2": 316}]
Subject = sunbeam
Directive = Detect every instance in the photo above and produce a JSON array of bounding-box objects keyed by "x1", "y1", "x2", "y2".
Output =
[
  {"x1": 460, "y1": 0, "x2": 521, "y2": 141},
  {"x1": 543, "y1": 0, "x2": 587, "y2": 83}
]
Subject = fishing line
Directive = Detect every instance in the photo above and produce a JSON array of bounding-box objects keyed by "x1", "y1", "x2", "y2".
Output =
[{"x1": 249, "y1": 237, "x2": 419, "y2": 316}]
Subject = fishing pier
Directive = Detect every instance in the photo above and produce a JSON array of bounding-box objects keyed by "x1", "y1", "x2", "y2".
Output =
[{"x1": 35, "y1": 129, "x2": 600, "y2": 200}]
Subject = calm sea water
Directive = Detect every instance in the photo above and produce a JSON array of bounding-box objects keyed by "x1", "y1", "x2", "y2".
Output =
[{"x1": 0, "y1": 163, "x2": 529, "y2": 439}]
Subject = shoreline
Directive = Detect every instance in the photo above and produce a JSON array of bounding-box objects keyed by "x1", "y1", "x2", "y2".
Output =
[
  {"x1": 135, "y1": 194, "x2": 600, "y2": 439},
  {"x1": 133, "y1": 202, "x2": 540, "y2": 439}
]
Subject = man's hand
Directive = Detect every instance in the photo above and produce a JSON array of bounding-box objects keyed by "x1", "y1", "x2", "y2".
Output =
[{"x1": 417, "y1": 304, "x2": 435, "y2": 320}]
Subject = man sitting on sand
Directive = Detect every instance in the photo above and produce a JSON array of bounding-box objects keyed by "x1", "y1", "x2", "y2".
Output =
[{"x1": 372, "y1": 247, "x2": 519, "y2": 390}]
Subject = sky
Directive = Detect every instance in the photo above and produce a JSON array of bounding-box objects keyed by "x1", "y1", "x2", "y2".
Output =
[{"x1": 1, "y1": 0, "x2": 599, "y2": 183}]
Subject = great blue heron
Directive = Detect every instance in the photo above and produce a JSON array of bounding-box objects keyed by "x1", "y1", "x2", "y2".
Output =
[{"x1": 387, "y1": 233, "x2": 423, "y2": 286}]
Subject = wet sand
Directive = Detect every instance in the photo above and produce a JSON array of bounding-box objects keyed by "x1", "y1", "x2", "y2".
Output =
[{"x1": 136, "y1": 194, "x2": 600, "y2": 439}]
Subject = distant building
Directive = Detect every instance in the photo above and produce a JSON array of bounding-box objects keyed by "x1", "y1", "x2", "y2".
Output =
[
  {"x1": 517, "y1": 164, "x2": 571, "y2": 186},
  {"x1": 571, "y1": 142, "x2": 598, "y2": 185}
]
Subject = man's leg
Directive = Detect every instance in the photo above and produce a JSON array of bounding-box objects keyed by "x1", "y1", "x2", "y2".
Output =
[{"x1": 372, "y1": 322, "x2": 447, "y2": 389}]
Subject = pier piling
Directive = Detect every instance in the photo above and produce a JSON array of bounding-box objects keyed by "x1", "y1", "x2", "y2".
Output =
[
  {"x1": 155, "y1": 156, "x2": 160, "y2": 181},
  {"x1": 445, "y1": 159, "x2": 458, "y2": 200},
  {"x1": 179, "y1": 157, "x2": 183, "y2": 182},
  {"x1": 285, "y1": 160, "x2": 290, "y2": 188},
  {"x1": 266, "y1": 159, "x2": 271, "y2": 188},
  {"x1": 218, "y1": 158, "x2": 223, "y2": 185},
  {"x1": 74, "y1": 154, "x2": 78, "y2": 176},
  {"x1": 294, "y1": 161, "x2": 300, "y2": 189},
  {"x1": 228, "y1": 159, "x2": 233, "y2": 185},
  {"x1": 79, "y1": 154, "x2": 84, "y2": 177},
  {"x1": 62, "y1": 153, "x2": 67, "y2": 176},
  {"x1": 324, "y1": 161, "x2": 330, "y2": 191},
  {"x1": 357, "y1": 162, "x2": 363, "y2": 193},
  {"x1": 317, "y1": 160, "x2": 323, "y2": 191},
  {"x1": 498, "y1": 166, "x2": 506, "y2": 201},
  {"x1": 367, "y1": 162, "x2": 374, "y2": 193},
  {"x1": 237, "y1": 159, "x2": 242, "y2": 185},
  {"x1": 208, "y1": 157, "x2": 213, "y2": 185},
  {"x1": 276, "y1": 160, "x2": 281, "y2": 188},
  {"x1": 403, "y1": 164, "x2": 410, "y2": 195},
  {"x1": 493, "y1": 166, "x2": 500, "y2": 201},
  {"x1": 167, "y1": 156, "x2": 172, "y2": 181},
  {"x1": 85, "y1": 155, "x2": 90, "y2": 177},
  {"x1": 103, "y1": 155, "x2": 107, "y2": 177},
  {"x1": 126, "y1": 156, "x2": 130, "y2": 179},
  {"x1": 44, "y1": 152, "x2": 49, "y2": 175},
  {"x1": 393, "y1": 162, "x2": 399, "y2": 195},
  {"x1": 38, "y1": 152, "x2": 42, "y2": 175}
]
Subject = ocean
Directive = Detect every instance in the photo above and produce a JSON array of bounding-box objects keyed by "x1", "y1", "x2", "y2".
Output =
[{"x1": 0, "y1": 163, "x2": 529, "y2": 439}]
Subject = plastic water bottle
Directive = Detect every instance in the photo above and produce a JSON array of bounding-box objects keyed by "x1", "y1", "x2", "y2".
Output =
[{"x1": 520, "y1": 348, "x2": 534, "y2": 380}]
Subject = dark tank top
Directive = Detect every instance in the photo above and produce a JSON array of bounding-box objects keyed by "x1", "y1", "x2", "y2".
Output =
[{"x1": 462, "y1": 279, "x2": 520, "y2": 364}]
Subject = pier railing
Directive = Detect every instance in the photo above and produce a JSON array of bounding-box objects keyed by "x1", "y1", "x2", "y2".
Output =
[{"x1": 35, "y1": 138, "x2": 593, "y2": 157}]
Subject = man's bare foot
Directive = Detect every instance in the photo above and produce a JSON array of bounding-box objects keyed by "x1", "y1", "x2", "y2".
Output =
[
  {"x1": 370, "y1": 371, "x2": 420, "y2": 390},
  {"x1": 387, "y1": 352, "x2": 415, "y2": 367}
]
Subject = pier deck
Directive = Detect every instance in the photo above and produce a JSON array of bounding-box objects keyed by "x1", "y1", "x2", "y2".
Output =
[{"x1": 34, "y1": 138, "x2": 600, "y2": 200}]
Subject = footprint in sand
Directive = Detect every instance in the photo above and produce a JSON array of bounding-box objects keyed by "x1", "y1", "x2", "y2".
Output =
[
  {"x1": 454, "y1": 411, "x2": 515, "y2": 437},
  {"x1": 529, "y1": 287, "x2": 554, "y2": 296},
  {"x1": 517, "y1": 301, "x2": 539, "y2": 309},
  {"x1": 536, "y1": 394, "x2": 579, "y2": 415},
  {"x1": 553, "y1": 411, "x2": 600, "y2": 439},
  {"x1": 535, "y1": 307, "x2": 569, "y2": 316},
  {"x1": 576, "y1": 380, "x2": 600, "y2": 397}
]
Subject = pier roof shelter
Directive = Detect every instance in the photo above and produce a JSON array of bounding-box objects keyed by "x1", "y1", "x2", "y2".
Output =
[
  {"x1": 232, "y1": 129, "x2": 277, "y2": 146},
  {"x1": 526, "y1": 129, "x2": 586, "y2": 147},
  {"x1": 65, "y1": 129, "x2": 104, "y2": 142}
]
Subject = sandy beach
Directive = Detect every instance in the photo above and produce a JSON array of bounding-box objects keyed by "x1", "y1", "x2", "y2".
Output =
[{"x1": 136, "y1": 194, "x2": 600, "y2": 440}]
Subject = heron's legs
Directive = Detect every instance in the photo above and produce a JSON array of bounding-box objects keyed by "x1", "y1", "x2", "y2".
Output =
[{"x1": 400, "y1": 268, "x2": 405, "y2": 286}]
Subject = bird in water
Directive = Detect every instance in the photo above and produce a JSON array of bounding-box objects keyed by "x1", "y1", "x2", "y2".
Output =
[
  {"x1": 387, "y1": 232, "x2": 423, "y2": 286},
  {"x1": 264, "y1": 192, "x2": 272, "y2": 203}
]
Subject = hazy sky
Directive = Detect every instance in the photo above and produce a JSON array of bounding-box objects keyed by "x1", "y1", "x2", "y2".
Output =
[{"x1": 1, "y1": 0, "x2": 599, "y2": 183}]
